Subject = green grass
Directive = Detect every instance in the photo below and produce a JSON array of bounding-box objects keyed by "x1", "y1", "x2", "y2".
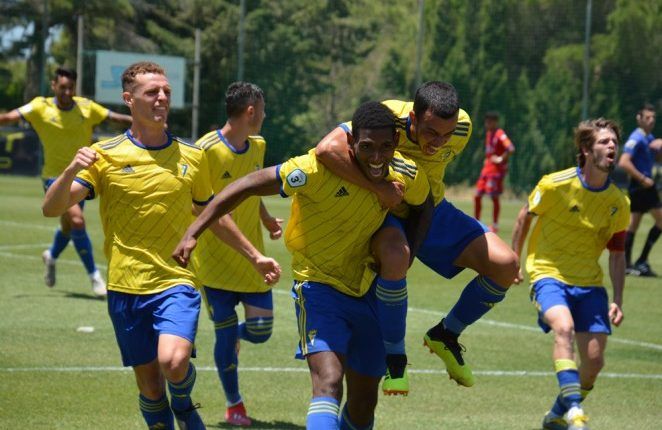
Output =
[{"x1": 1, "y1": 174, "x2": 660, "y2": 429}]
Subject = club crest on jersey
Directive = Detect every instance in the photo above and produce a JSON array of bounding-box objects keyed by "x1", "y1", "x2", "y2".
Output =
[
  {"x1": 121, "y1": 164, "x2": 135, "y2": 174},
  {"x1": 610, "y1": 207, "x2": 618, "y2": 216},
  {"x1": 286, "y1": 169, "x2": 307, "y2": 187},
  {"x1": 180, "y1": 163, "x2": 188, "y2": 176}
]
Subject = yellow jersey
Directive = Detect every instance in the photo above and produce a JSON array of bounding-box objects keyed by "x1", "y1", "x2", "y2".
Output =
[
  {"x1": 526, "y1": 167, "x2": 630, "y2": 286},
  {"x1": 75, "y1": 131, "x2": 214, "y2": 295},
  {"x1": 18, "y1": 96, "x2": 110, "y2": 178},
  {"x1": 192, "y1": 131, "x2": 269, "y2": 292},
  {"x1": 278, "y1": 149, "x2": 429, "y2": 297}
]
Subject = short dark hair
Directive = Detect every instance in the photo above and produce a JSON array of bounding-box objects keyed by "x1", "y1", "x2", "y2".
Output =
[
  {"x1": 225, "y1": 82, "x2": 264, "y2": 118},
  {"x1": 54, "y1": 67, "x2": 77, "y2": 82},
  {"x1": 413, "y1": 81, "x2": 459, "y2": 119},
  {"x1": 351, "y1": 101, "x2": 397, "y2": 137},
  {"x1": 484, "y1": 111, "x2": 499, "y2": 120},
  {"x1": 638, "y1": 102, "x2": 655, "y2": 115},
  {"x1": 121, "y1": 61, "x2": 166, "y2": 92},
  {"x1": 574, "y1": 118, "x2": 620, "y2": 168}
]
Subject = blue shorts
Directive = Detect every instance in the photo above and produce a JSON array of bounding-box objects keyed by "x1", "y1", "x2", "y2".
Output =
[
  {"x1": 202, "y1": 286, "x2": 273, "y2": 321},
  {"x1": 530, "y1": 278, "x2": 611, "y2": 334},
  {"x1": 383, "y1": 199, "x2": 488, "y2": 279},
  {"x1": 291, "y1": 281, "x2": 386, "y2": 378},
  {"x1": 107, "y1": 284, "x2": 201, "y2": 367},
  {"x1": 43, "y1": 178, "x2": 84, "y2": 209}
]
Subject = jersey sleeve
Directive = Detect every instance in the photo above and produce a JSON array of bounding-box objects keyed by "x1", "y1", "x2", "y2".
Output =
[
  {"x1": 623, "y1": 135, "x2": 641, "y2": 155},
  {"x1": 402, "y1": 164, "x2": 430, "y2": 207},
  {"x1": 192, "y1": 150, "x2": 214, "y2": 206},
  {"x1": 74, "y1": 146, "x2": 104, "y2": 200},
  {"x1": 498, "y1": 130, "x2": 514, "y2": 151},
  {"x1": 277, "y1": 151, "x2": 322, "y2": 197},
  {"x1": 89, "y1": 100, "x2": 111, "y2": 125},
  {"x1": 527, "y1": 176, "x2": 554, "y2": 215},
  {"x1": 17, "y1": 97, "x2": 43, "y2": 124},
  {"x1": 205, "y1": 144, "x2": 226, "y2": 194},
  {"x1": 612, "y1": 195, "x2": 631, "y2": 235}
]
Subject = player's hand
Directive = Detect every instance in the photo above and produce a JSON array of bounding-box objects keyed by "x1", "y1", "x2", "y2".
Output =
[
  {"x1": 649, "y1": 138, "x2": 662, "y2": 151},
  {"x1": 69, "y1": 147, "x2": 98, "y2": 173},
  {"x1": 252, "y1": 255, "x2": 281, "y2": 285},
  {"x1": 609, "y1": 302, "x2": 624, "y2": 327},
  {"x1": 262, "y1": 216, "x2": 284, "y2": 240},
  {"x1": 640, "y1": 176, "x2": 655, "y2": 189},
  {"x1": 513, "y1": 268, "x2": 525, "y2": 285},
  {"x1": 172, "y1": 235, "x2": 197, "y2": 267},
  {"x1": 376, "y1": 181, "x2": 404, "y2": 209}
]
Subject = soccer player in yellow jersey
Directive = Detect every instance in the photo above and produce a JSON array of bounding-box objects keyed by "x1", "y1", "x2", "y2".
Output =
[
  {"x1": 0, "y1": 67, "x2": 132, "y2": 296},
  {"x1": 42, "y1": 62, "x2": 220, "y2": 430},
  {"x1": 173, "y1": 101, "x2": 432, "y2": 430},
  {"x1": 194, "y1": 82, "x2": 283, "y2": 426},
  {"x1": 316, "y1": 82, "x2": 519, "y2": 388},
  {"x1": 511, "y1": 119, "x2": 629, "y2": 430}
]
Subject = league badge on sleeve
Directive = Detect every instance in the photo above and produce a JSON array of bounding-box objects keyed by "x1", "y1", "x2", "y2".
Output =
[{"x1": 287, "y1": 169, "x2": 307, "y2": 188}]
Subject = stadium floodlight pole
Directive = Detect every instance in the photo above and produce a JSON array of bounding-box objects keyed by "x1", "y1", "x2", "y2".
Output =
[
  {"x1": 76, "y1": 14, "x2": 83, "y2": 95},
  {"x1": 414, "y1": 0, "x2": 425, "y2": 88},
  {"x1": 237, "y1": 0, "x2": 245, "y2": 81},
  {"x1": 581, "y1": 0, "x2": 592, "y2": 121},
  {"x1": 192, "y1": 28, "x2": 201, "y2": 141}
]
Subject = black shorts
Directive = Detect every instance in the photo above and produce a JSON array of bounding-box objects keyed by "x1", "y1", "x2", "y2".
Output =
[{"x1": 629, "y1": 186, "x2": 661, "y2": 213}]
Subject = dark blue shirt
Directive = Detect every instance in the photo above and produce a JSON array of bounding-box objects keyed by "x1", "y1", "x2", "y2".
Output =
[{"x1": 623, "y1": 128, "x2": 656, "y2": 190}]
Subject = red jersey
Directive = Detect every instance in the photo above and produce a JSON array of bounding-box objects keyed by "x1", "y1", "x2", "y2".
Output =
[{"x1": 481, "y1": 128, "x2": 513, "y2": 175}]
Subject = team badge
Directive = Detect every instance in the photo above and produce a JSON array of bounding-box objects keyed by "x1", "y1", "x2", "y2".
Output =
[{"x1": 180, "y1": 163, "x2": 188, "y2": 176}]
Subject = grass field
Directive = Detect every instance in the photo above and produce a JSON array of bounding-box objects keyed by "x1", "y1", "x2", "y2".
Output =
[{"x1": 1, "y1": 174, "x2": 660, "y2": 430}]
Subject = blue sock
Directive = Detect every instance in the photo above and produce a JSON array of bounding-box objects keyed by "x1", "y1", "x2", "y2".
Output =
[
  {"x1": 239, "y1": 316, "x2": 273, "y2": 344},
  {"x1": 554, "y1": 359, "x2": 582, "y2": 410},
  {"x1": 444, "y1": 276, "x2": 507, "y2": 335},
  {"x1": 339, "y1": 404, "x2": 373, "y2": 430},
  {"x1": 307, "y1": 396, "x2": 339, "y2": 430},
  {"x1": 375, "y1": 277, "x2": 407, "y2": 355},
  {"x1": 49, "y1": 229, "x2": 70, "y2": 259},
  {"x1": 139, "y1": 394, "x2": 175, "y2": 430},
  {"x1": 70, "y1": 228, "x2": 96, "y2": 274},
  {"x1": 168, "y1": 364, "x2": 196, "y2": 412},
  {"x1": 214, "y1": 313, "x2": 241, "y2": 405}
]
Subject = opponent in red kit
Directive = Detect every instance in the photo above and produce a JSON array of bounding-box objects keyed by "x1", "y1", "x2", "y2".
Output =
[{"x1": 474, "y1": 111, "x2": 515, "y2": 233}]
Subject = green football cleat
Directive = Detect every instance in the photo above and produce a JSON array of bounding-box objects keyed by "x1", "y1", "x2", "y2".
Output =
[
  {"x1": 423, "y1": 321, "x2": 474, "y2": 387},
  {"x1": 382, "y1": 367, "x2": 409, "y2": 396},
  {"x1": 542, "y1": 411, "x2": 568, "y2": 430}
]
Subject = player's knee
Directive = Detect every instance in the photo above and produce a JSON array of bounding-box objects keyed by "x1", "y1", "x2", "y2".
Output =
[
  {"x1": 374, "y1": 232, "x2": 409, "y2": 278},
  {"x1": 159, "y1": 348, "x2": 191, "y2": 379},
  {"x1": 552, "y1": 325, "x2": 575, "y2": 345},
  {"x1": 240, "y1": 317, "x2": 273, "y2": 344},
  {"x1": 585, "y1": 355, "x2": 604, "y2": 374},
  {"x1": 69, "y1": 216, "x2": 85, "y2": 230},
  {"x1": 312, "y1": 368, "x2": 343, "y2": 398},
  {"x1": 486, "y1": 249, "x2": 519, "y2": 288}
]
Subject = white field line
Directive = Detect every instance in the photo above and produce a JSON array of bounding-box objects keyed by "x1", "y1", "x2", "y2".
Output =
[
  {"x1": 0, "y1": 220, "x2": 56, "y2": 231},
  {"x1": 0, "y1": 242, "x2": 51, "y2": 251},
  {"x1": 1, "y1": 366, "x2": 661, "y2": 380},
  {"x1": 1, "y1": 248, "x2": 662, "y2": 352}
]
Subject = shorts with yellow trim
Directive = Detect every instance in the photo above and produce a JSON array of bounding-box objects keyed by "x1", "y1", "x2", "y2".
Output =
[
  {"x1": 291, "y1": 280, "x2": 386, "y2": 378},
  {"x1": 530, "y1": 277, "x2": 611, "y2": 334}
]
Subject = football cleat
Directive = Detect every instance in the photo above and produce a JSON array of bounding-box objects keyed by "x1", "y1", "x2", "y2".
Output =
[
  {"x1": 542, "y1": 411, "x2": 568, "y2": 430},
  {"x1": 633, "y1": 261, "x2": 657, "y2": 277},
  {"x1": 625, "y1": 266, "x2": 641, "y2": 276},
  {"x1": 566, "y1": 406, "x2": 589, "y2": 430},
  {"x1": 382, "y1": 354, "x2": 409, "y2": 396},
  {"x1": 42, "y1": 249, "x2": 56, "y2": 287},
  {"x1": 173, "y1": 403, "x2": 206, "y2": 430},
  {"x1": 423, "y1": 320, "x2": 474, "y2": 387},
  {"x1": 90, "y1": 270, "x2": 107, "y2": 297},
  {"x1": 225, "y1": 401, "x2": 252, "y2": 427}
]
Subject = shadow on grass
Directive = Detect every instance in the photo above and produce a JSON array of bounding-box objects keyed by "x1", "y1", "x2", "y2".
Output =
[
  {"x1": 209, "y1": 419, "x2": 305, "y2": 429},
  {"x1": 61, "y1": 291, "x2": 106, "y2": 301}
]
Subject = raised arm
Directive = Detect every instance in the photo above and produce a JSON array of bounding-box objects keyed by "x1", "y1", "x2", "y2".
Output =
[
  {"x1": 315, "y1": 127, "x2": 403, "y2": 208},
  {"x1": 511, "y1": 203, "x2": 535, "y2": 284},
  {"x1": 0, "y1": 109, "x2": 21, "y2": 125},
  {"x1": 173, "y1": 166, "x2": 281, "y2": 266},
  {"x1": 107, "y1": 110, "x2": 133, "y2": 125},
  {"x1": 42, "y1": 147, "x2": 97, "y2": 216}
]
